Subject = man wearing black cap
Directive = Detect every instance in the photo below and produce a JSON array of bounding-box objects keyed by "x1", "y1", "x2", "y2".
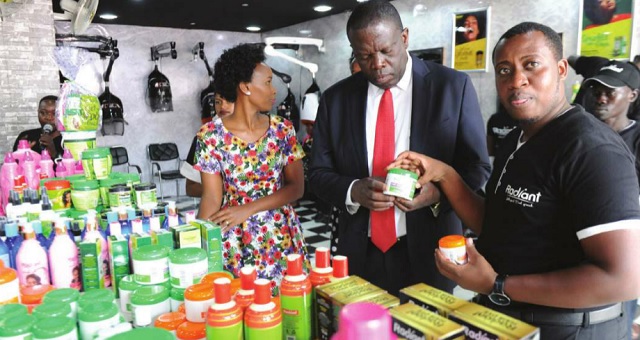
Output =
[{"x1": 584, "y1": 61, "x2": 640, "y2": 180}]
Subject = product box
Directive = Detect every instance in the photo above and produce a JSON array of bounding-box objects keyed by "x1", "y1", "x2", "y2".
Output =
[
  {"x1": 151, "y1": 229, "x2": 174, "y2": 249},
  {"x1": 79, "y1": 239, "x2": 104, "y2": 290},
  {"x1": 400, "y1": 283, "x2": 469, "y2": 317},
  {"x1": 358, "y1": 291, "x2": 400, "y2": 309},
  {"x1": 169, "y1": 224, "x2": 201, "y2": 248},
  {"x1": 130, "y1": 232, "x2": 152, "y2": 250},
  {"x1": 448, "y1": 303, "x2": 540, "y2": 340},
  {"x1": 315, "y1": 276, "x2": 371, "y2": 340},
  {"x1": 108, "y1": 234, "x2": 131, "y2": 298},
  {"x1": 390, "y1": 303, "x2": 465, "y2": 340},
  {"x1": 190, "y1": 219, "x2": 223, "y2": 273}
]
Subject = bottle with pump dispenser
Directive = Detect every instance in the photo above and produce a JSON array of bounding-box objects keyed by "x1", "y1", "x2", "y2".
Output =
[
  {"x1": 4, "y1": 222, "x2": 22, "y2": 269},
  {"x1": 49, "y1": 219, "x2": 79, "y2": 289},
  {"x1": 236, "y1": 266, "x2": 257, "y2": 312},
  {"x1": 244, "y1": 278, "x2": 282, "y2": 339},
  {"x1": 206, "y1": 277, "x2": 243, "y2": 339},
  {"x1": 39, "y1": 149, "x2": 55, "y2": 179},
  {"x1": 163, "y1": 201, "x2": 182, "y2": 229},
  {"x1": 281, "y1": 254, "x2": 313, "y2": 340},
  {"x1": 16, "y1": 222, "x2": 50, "y2": 286}
]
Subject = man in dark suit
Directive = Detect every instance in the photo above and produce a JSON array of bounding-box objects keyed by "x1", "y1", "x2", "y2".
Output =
[{"x1": 309, "y1": 0, "x2": 490, "y2": 296}]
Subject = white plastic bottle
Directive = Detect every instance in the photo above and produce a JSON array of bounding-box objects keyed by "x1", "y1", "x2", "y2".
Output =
[
  {"x1": 49, "y1": 220, "x2": 79, "y2": 288},
  {"x1": 16, "y1": 222, "x2": 50, "y2": 286}
]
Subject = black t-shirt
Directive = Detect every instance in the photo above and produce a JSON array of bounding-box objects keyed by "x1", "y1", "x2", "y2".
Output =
[
  {"x1": 486, "y1": 111, "x2": 518, "y2": 153},
  {"x1": 12, "y1": 127, "x2": 63, "y2": 157},
  {"x1": 479, "y1": 106, "x2": 640, "y2": 279},
  {"x1": 620, "y1": 120, "x2": 640, "y2": 185}
]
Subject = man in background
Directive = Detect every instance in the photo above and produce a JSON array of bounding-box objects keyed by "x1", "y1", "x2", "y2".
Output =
[
  {"x1": 309, "y1": 0, "x2": 490, "y2": 295},
  {"x1": 13, "y1": 95, "x2": 63, "y2": 158}
]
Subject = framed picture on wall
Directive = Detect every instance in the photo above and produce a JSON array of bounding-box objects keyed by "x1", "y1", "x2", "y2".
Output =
[
  {"x1": 579, "y1": 0, "x2": 634, "y2": 59},
  {"x1": 410, "y1": 47, "x2": 444, "y2": 64},
  {"x1": 452, "y1": 7, "x2": 490, "y2": 72}
]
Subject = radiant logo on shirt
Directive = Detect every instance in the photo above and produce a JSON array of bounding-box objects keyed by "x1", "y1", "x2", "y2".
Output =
[{"x1": 504, "y1": 184, "x2": 541, "y2": 208}]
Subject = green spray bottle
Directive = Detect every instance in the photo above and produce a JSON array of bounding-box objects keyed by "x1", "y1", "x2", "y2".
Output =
[
  {"x1": 244, "y1": 278, "x2": 282, "y2": 339},
  {"x1": 206, "y1": 277, "x2": 243, "y2": 339},
  {"x1": 281, "y1": 254, "x2": 313, "y2": 340}
]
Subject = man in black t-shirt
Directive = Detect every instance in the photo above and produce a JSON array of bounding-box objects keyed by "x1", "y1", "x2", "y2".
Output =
[
  {"x1": 13, "y1": 95, "x2": 63, "y2": 158},
  {"x1": 391, "y1": 22, "x2": 640, "y2": 339}
]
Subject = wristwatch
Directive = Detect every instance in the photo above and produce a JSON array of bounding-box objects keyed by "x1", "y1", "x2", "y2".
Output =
[{"x1": 488, "y1": 274, "x2": 511, "y2": 306}]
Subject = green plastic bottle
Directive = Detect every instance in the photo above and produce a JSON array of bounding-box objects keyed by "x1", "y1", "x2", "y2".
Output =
[
  {"x1": 0, "y1": 303, "x2": 27, "y2": 324},
  {"x1": 31, "y1": 316, "x2": 76, "y2": 340},
  {"x1": 32, "y1": 301, "x2": 72, "y2": 320},
  {"x1": 0, "y1": 314, "x2": 35, "y2": 339},
  {"x1": 281, "y1": 254, "x2": 312, "y2": 340},
  {"x1": 206, "y1": 277, "x2": 243, "y2": 339},
  {"x1": 43, "y1": 287, "x2": 80, "y2": 320},
  {"x1": 244, "y1": 278, "x2": 282, "y2": 340}
]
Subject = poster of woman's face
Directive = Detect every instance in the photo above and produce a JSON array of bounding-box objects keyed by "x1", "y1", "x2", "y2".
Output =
[{"x1": 452, "y1": 8, "x2": 490, "y2": 72}]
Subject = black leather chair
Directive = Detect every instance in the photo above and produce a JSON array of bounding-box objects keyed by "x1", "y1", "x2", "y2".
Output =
[
  {"x1": 147, "y1": 143, "x2": 185, "y2": 200},
  {"x1": 109, "y1": 146, "x2": 141, "y2": 176}
]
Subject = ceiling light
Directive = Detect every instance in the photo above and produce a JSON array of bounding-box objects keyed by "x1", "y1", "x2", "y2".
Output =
[
  {"x1": 242, "y1": 3, "x2": 249, "y2": 6},
  {"x1": 190, "y1": 22, "x2": 196, "y2": 26},
  {"x1": 299, "y1": 29, "x2": 312, "y2": 34},
  {"x1": 357, "y1": 0, "x2": 369, "y2": 2},
  {"x1": 314, "y1": 5, "x2": 332, "y2": 12},
  {"x1": 99, "y1": 13, "x2": 118, "y2": 20},
  {"x1": 246, "y1": 26, "x2": 261, "y2": 32}
]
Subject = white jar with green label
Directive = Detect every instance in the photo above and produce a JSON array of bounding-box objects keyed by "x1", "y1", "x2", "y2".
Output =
[
  {"x1": 383, "y1": 168, "x2": 419, "y2": 200},
  {"x1": 131, "y1": 285, "x2": 171, "y2": 328},
  {"x1": 170, "y1": 287, "x2": 185, "y2": 312},
  {"x1": 134, "y1": 183, "x2": 158, "y2": 208},
  {"x1": 169, "y1": 248, "x2": 208, "y2": 288},
  {"x1": 117, "y1": 275, "x2": 141, "y2": 322},
  {"x1": 77, "y1": 288, "x2": 115, "y2": 309},
  {"x1": 32, "y1": 316, "x2": 77, "y2": 340},
  {"x1": 108, "y1": 185, "x2": 132, "y2": 208},
  {"x1": 43, "y1": 288, "x2": 80, "y2": 321},
  {"x1": 0, "y1": 314, "x2": 35, "y2": 340},
  {"x1": 78, "y1": 301, "x2": 120, "y2": 340},
  {"x1": 133, "y1": 245, "x2": 170, "y2": 285},
  {"x1": 81, "y1": 147, "x2": 112, "y2": 180},
  {"x1": 32, "y1": 302, "x2": 72, "y2": 320},
  {"x1": 70, "y1": 180, "x2": 100, "y2": 211}
]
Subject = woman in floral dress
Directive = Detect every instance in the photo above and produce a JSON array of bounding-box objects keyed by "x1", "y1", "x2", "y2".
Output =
[{"x1": 194, "y1": 43, "x2": 309, "y2": 293}]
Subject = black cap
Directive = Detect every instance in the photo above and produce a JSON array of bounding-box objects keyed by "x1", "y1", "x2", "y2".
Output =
[{"x1": 585, "y1": 61, "x2": 640, "y2": 90}]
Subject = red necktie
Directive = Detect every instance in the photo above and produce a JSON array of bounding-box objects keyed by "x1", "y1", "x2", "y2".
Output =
[{"x1": 370, "y1": 89, "x2": 396, "y2": 253}]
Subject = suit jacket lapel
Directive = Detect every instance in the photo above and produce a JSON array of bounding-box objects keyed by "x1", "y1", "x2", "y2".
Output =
[
  {"x1": 410, "y1": 56, "x2": 432, "y2": 155},
  {"x1": 349, "y1": 75, "x2": 370, "y2": 177}
]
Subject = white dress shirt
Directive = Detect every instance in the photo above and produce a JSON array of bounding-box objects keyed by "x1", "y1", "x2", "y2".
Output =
[{"x1": 345, "y1": 53, "x2": 413, "y2": 237}]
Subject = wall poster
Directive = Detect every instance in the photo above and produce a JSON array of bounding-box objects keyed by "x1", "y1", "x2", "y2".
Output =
[
  {"x1": 579, "y1": 0, "x2": 634, "y2": 59},
  {"x1": 452, "y1": 7, "x2": 490, "y2": 72}
]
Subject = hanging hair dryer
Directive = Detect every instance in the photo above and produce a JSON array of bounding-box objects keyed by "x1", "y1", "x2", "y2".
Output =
[
  {"x1": 193, "y1": 42, "x2": 216, "y2": 123},
  {"x1": 147, "y1": 42, "x2": 177, "y2": 113}
]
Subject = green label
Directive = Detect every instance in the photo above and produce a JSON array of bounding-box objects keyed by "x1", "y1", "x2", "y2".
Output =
[
  {"x1": 206, "y1": 323, "x2": 243, "y2": 340},
  {"x1": 136, "y1": 190, "x2": 157, "y2": 206},
  {"x1": 245, "y1": 324, "x2": 282, "y2": 340},
  {"x1": 281, "y1": 293, "x2": 313, "y2": 340}
]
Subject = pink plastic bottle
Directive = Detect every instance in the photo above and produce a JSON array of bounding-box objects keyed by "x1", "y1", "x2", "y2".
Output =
[
  {"x1": 1, "y1": 153, "x2": 19, "y2": 209},
  {"x1": 48, "y1": 220, "x2": 79, "y2": 289},
  {"x1": 74, "y1": 160, "x2": 84, "y2": 175},
  {"x1": 22, "y1": 153, "x2": 39, "y2": 191},
  {"x1": 39, "y1": 149, "x2": 55, "y2": 180},
  {"x1": 13, "y1": 140, "x2": 41, "y2": 166},
  {"x1": 16, "y1": 222, "x2": 50, "y2": 286},
  {"x1": 331, "y1": 302, "x2": 397, "y2": 340},
  {"x1": 55, "y1": 162, "x2": 67, "y2": 178},
  {"x1": 61, "y1": 148, "x2": 76, "y2": 176}
]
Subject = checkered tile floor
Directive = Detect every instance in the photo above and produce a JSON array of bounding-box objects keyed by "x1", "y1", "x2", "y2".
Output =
[{"x1": 173, "y1": 197, "x2": 331, "y2": 259}]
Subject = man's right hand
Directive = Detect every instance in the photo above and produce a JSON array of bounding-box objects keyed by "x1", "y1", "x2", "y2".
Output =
[{"x1": 350, "y1": 177, "x2": 395, "y2": 211}]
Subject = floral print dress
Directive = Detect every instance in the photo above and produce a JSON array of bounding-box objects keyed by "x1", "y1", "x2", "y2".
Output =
[{"x1": 194, "y1": 115, "x2": 310, "y2": 293}]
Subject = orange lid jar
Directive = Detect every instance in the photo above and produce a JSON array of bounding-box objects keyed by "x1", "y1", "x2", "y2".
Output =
[
  {"x1": 176, "y1": 320, "x2": 206, "y2": 340},
  {"x1": 154, "y1": 311, "x2": 186, "y2": 336},
  {"x1": 438, "y1": 235, "x2": 468, "y2": 265}
]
